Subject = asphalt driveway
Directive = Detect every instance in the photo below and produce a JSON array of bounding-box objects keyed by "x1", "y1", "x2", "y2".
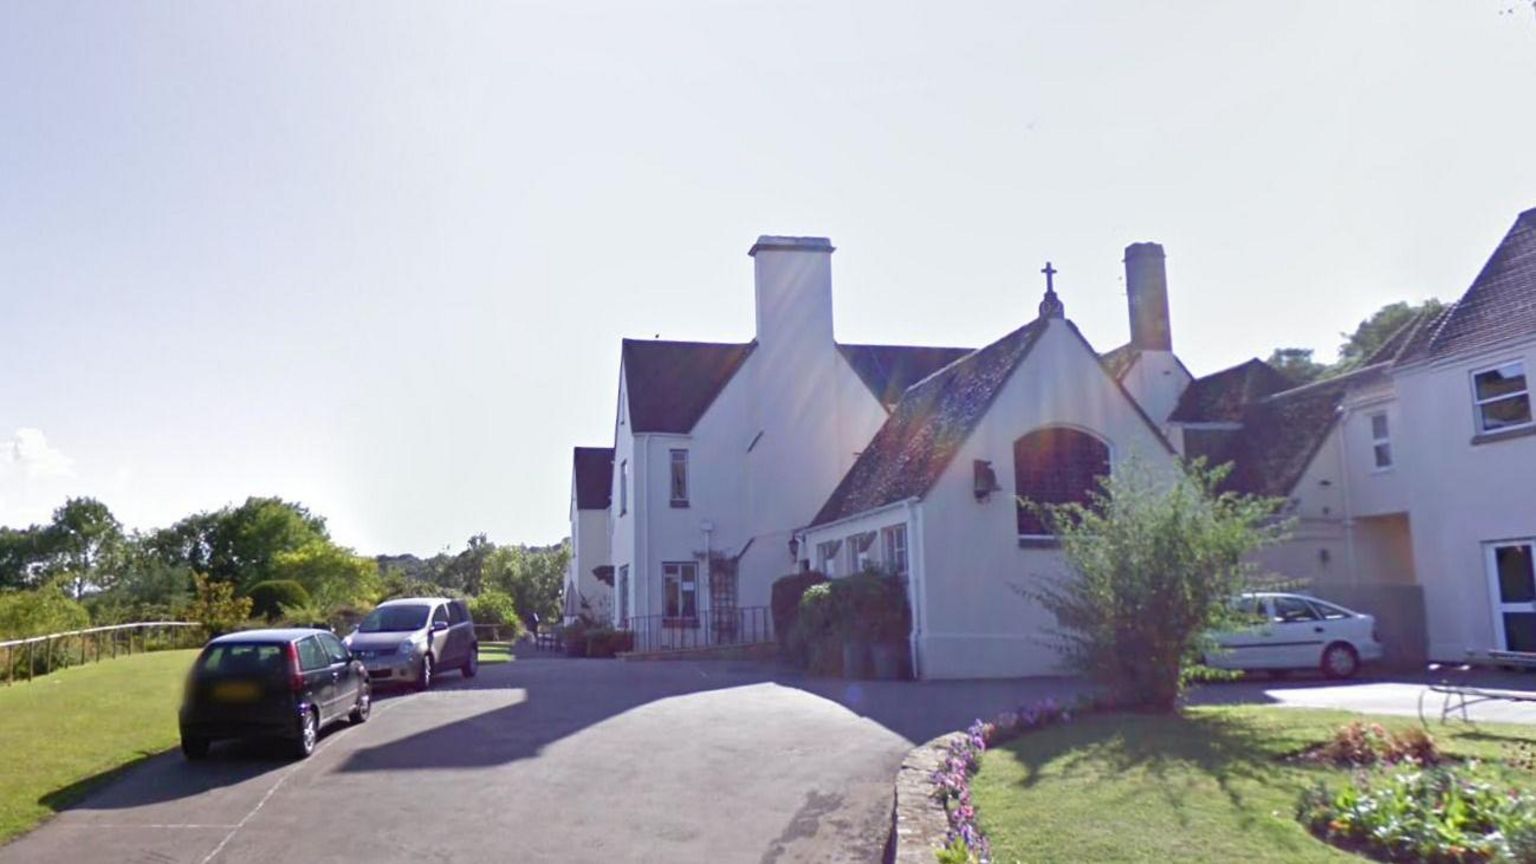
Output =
[{"x1": 0, "y1": 651, "x2": 1079, "y2": 864}]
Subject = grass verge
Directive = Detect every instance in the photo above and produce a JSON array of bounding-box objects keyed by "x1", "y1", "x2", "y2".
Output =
[
  {"x1": 478, "y1": 642, "x2": 514, "y2": 665},
  {"x1": 0, "y1": 648, "x2": 198, "y2": 844},
  {"x1": 973, "y1": 705, "x2": 1535, "y2": 864}
]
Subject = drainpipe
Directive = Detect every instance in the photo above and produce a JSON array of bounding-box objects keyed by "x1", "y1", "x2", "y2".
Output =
[
  {"x1": 1336, "y1": 406, "x2": 1359, "y2": 586},
  {"x1": 701, "y1": 521, "x2": 714, "y2": 632},
  {"x1": 905, "y1": 499, "x2": 926, "y2": 680}
]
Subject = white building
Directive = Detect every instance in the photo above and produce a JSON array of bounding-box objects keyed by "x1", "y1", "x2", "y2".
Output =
[
  {"x1": 564, "y1": 446, "x2": 614, "y2": 624},
  {"x1": 568, "y1": 207, "x2": 1536, "y2": 677}
]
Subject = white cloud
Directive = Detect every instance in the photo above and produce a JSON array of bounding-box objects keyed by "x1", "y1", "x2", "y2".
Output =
[{"x1": 2, "y1": 428, "x2": 75, "y2": 480}]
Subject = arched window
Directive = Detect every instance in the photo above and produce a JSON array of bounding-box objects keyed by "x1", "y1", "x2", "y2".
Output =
[{"x1": 1013, "y1": 427, "x2": 1110, "y2": 538}]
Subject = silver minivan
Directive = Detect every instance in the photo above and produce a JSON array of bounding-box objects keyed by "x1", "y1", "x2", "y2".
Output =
[{"x1": 344, "y1": 597, "x2": 478, "y2": 690}]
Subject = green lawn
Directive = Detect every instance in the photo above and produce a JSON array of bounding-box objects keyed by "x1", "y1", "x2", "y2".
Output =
[
  {"x1": 478, "y1": 642, "x2": 514, "y2": 664},
  {"x1": 0, "y1": 648, "x2": 199, "y2": 844},
  {"x1": 974, "y1": 706, "x2": 1536, "y2": 864}
]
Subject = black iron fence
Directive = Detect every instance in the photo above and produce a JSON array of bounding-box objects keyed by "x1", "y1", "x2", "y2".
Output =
[{"x1": 626, "y1": 606, "x2": 774, "y2": 654}]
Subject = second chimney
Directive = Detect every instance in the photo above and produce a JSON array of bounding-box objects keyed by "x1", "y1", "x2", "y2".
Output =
[{"x1": 1125, "y1": 242, "x2": 1171, "y2": 351}]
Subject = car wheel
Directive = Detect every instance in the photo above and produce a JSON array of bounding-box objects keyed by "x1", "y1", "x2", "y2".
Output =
[
  {"x1": 293, "y1": 708, "x2": 319, "y2": 759},
  {"x1": 349, "y1": 684, "x2": 372, "y2": 724},
  {"x1": 181, "y1": 735, "x2": 210, "y2": 760},
  {"x1": 415, "y1": 654, "x2": 434, "y2": 692},
  {"x1": 462, "y1": 644, "x2": 479, "y2": 678},
  {"x1": 1321, "y1": 642, "x2": 1360, "y2": 680}
]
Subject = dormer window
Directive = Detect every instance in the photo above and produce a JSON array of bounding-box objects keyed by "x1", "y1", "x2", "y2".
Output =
[{"x1": 1472, "y1": 361, "x2": 1532, "y2": 434}]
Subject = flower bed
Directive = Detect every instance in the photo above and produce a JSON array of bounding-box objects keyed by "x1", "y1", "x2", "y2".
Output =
[
  {"x1": 927, "y1": 697, "x2": 1086, "y2": 864},
  {"x1": 1296, "y1": 764, "x2": 1536, "y2": 863}
]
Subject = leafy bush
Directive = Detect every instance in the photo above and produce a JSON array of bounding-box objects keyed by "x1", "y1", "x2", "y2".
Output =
[
  {"x1": 771, "y1": 571, "x2": 828, "y2": 649},
  {"x1": 1297, "y1": 765, "x2": 1536, "y2": 863},
  {"x1": 583, "y1": 626, "x2": 634, "y2": 658},
  {"x1": 560, "y1": 619, "x2": 591, "y2": 657},
  {"x1": 0, "y1": 580, "x2": 92, "y2": 678},
  {"x1": 1027, "y1": 459, "x2": 1289, "y2": 711},
  {"x1": 788, "y1": 582, "x2": 840, "y2": 674},
  {"x1": 246, "y1": 580, "x2": 312, "y2": 621},
  {"x1": 783, "y1": 570, "x2": 909, "y2": 675},
  {"x1": 469, "y1": 589, "x2": 525, "y2": 640},
  {"x1": 185, "y1": 574, "x2": 253, "y2": 637}
]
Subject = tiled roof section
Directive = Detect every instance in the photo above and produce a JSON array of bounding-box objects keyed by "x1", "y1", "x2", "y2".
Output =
[
  {"x1": 1169, "y1": 359, "x2": 1293, "y2": 423},
  {"x1": 809, "y1": 321, "x2": 1047, "y2": 527},
  {"x1": 1217, "y1": 365, "x2": 1383, "y2": 497},
  {"x1": 837, "y1": 344, "x2": 974, "y2": 409},
  {"x1": 621, "y1": 339, "x2": 756, "y2": 433},
  {"x1": 1099, "y1": 342, "x2": 1140, "y2": 380},
  {"x1": 573, "y1": 447, "x2": 613, "y2": 510},
  {"x1": 1396, "y1": 207, "x2": 1536, "y2": 365},
  {"x1": 1361, "y1": 306, "x2": 1437, "y2": 366}
]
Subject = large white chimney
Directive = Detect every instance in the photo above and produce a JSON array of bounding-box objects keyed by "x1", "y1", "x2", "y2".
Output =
[{"x1": 748, "y1": 236, "x2": 835, "y2": 347}]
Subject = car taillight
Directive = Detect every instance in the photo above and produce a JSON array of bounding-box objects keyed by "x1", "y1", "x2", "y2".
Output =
[{"x1": 284, "y1": 642, "x2": 305, "y2": 693}]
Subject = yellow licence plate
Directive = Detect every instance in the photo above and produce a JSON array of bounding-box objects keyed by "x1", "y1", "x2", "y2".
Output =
[{"x1": 212, "y1": 681, "x2": 261, "y2": 703}]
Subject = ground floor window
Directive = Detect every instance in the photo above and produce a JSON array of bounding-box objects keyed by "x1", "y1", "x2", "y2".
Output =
[
  {"x1": 663, "y1": 561, "x2": 699, "y2": 625},
  {"x1": 881, "y1": 524, "x2": 908, "y2": 576},
  {"x1": 1487, "y1": 540, "x2": 1536, "y2": 652},
  {"x1": 846, "y1": 531, "x2": 876, "y2": 574},
  {"x1": 817, "y1": 540, "x2": 842, "y2": 576},
  {"x1": 616, "y1": 565, "x2": 629, "y2": 626}
]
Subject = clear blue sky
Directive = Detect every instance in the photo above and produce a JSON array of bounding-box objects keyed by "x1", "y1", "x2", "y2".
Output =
[{"x1": 2, "y1": 2, "x2": 1534, "y2": 555}]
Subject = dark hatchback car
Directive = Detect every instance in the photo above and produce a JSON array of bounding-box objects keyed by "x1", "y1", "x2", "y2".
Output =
[{"x1": 179, "y1": 628, "x2": 371, "y2": 760}]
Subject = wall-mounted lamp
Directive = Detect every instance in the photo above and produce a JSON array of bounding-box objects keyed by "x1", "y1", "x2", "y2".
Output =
[
  {"x1": 788, "y1": 536, "x2": 800, "y2": 561},
  {"x1": 974, "y1": 460, "x2": 1002, "y2": 501}
]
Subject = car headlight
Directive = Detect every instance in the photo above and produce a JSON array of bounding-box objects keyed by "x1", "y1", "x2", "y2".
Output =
[{"x1": 398, "y1": 640, "x2": 417, "y2": 656}]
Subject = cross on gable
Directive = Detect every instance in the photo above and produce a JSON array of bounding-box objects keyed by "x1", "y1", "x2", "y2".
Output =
[{"x1": 1038, "y1": 261, "x2": 1064, "y2": 319}]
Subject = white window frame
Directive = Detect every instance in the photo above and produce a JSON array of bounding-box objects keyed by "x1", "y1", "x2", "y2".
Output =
[
  {"x1": 662, "y1": 561, "x2": 699, "y2": 624},
  {"x1": 1485, "y1": 538, "x2": 1536, "y2": 653},
  {"x1": 1470, "y1": 360, "x2": 1533, "y2": 435},
  {"x1": 1368, "y1": 411, "x2": 1393, "y2": 471},
  {"x1": 669, "y1": 449, "x2": 689, "y2": 507},
  {"x1": 619, "y1": 459, "x2": 629, "y2": 516},
  {"x1": 846, "y1": 532, "x2": 876, "y2": 574},
  {"x1": 817, "y1": 540, "x2": 841, "y2": 576},
  {"x1": 881, "y1": 524, "x2": 908, "y2": 576}
]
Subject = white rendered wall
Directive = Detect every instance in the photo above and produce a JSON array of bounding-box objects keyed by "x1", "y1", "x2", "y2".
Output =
[
  {"x1": 570, "y1": 506, "x2": 612, "y2": 622},
  {"x1": 1118, "y1": 350, "x2": 1192, "y2": 431},
  {"x1": 911, "y1": 319, "x2": 1180, "y2": 679}
]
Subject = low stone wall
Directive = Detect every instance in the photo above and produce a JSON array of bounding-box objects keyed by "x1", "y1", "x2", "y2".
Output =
[
  {"x1": 890, "y1": 732, "x2": 961, "y2": 864},
  {"x1": 616, "y1": 642, "x2": 780, "y2": 663}
]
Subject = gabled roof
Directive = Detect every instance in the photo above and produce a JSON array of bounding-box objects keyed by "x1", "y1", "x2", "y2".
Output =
[
  {"x1": 1216, "y1": 365, "x2": 1384, "y2": 497},
  {"x1": 1099, "y1": 342, "x2": 1140, "y2": 380},
  {"x1": 809, "y1": 321, "x2": 1048, "y2": 527},
  {"x1": 1395, "y1": 207, "x2": 1536, "y2": 365},
  {"x1": 621, "y1": 339, "x2": 756, "y2": 433},
  {"x1": 837, "y1": 343, "x2": 974, "y2": 409},
  {"x1": 1169, "y1": 359, "x2": 1293, "y2": 423},
  {"x1": 572, "y1": 447, "x2": 614, "y2": 510}
]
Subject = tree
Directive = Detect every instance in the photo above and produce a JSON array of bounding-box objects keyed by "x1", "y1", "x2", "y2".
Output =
[
  {"x1": 1336, "y1": 299, "x2": 1443, "y2": 370},
  {"x1": 1265, "y1": 347, "x2": 1327, "y2": 386},
  {"x1": 150, "y1": 498, "x2": 328, "y2": 591},
  {"x1": 46, "y1": 497, "x2": 125, "y2": 598},
  {"x1": 483, "y1": 541, "x2": 569, "y2": 626},
  {"x1": 438, "y1": 534, "x2": 495, "y2": 595},
  {"x1": 1027, "y1": 460, "x2": 1290, "y2": 711},
  {"x1": 270, "y1": 541, "x2": 381, "y2": 611},
  {"x1": 0, "y1": 525, "x2": 57, "y2": 590},
  {"x1": 186, "y1": 573, "x2": 253, "y2": 637}
]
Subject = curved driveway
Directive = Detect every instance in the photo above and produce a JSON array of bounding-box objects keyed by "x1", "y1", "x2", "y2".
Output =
[{"x1": 0, "y1": 652, "x2": 1079, "y2": 864}]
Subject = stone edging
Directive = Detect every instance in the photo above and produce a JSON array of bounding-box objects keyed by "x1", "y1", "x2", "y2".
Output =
[{"x1": 890, "y1": 731, "x2": 963, "y2": 864}]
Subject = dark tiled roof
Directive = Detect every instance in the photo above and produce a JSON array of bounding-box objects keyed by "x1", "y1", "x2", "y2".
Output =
[
  {"x1": 1169, "y1": 359, "x2": 1293, "y2": 423},
  {"x1": 1099, "y1": 342, "x2": 1140, "y2": 380},
  {"x1": 1396, "y1": 207, "x2": 1536, "y2": 365},
  {"x1": 809, "y1": 321, "x2": 1048, "y2": 527},
  {"x1": 572, "y1": 447, "x2": 613, "y2": 510},
  {"x1": 1361, "y1": 306, "x2": 1438, "y2": 366},
  {"x1": 837, "y1": 343, "x2": 974, "y2": 409},
  {"x1": 621, "y1": 339, "x2": 756, "y2": 433},
  {"x1": 1217, "y1": 366, "x2": 1383, "y2": 497}
]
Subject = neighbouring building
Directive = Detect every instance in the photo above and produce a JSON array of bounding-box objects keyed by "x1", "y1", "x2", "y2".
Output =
[
  {"x1": 565, "y1": 446, "x2": 614, "y2": 624},
  {"x1": 566, "y1": 206, "x2": 1536, "y2": 677}
]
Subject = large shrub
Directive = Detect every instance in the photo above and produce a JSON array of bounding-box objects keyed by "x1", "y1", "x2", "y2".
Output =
[
  {"x1": 0, "y1": 580, "x2": 93, "y2": 678},
  {"x1": 1027, "y1": 460, "x2": 1288, "y2": 711},
  {"x1": 469, "y1": 589, "x2": 525, "y2": 640},
  {"x1": 771, "y1": 571, "x2": 828, "y2": 650},
  {"x1": 783, "y1": 570, "x2": 910, "y2": 675},
  {"x1": 246, "y1": 580, "x2": 312, "y2": 621},
  {"x1": 186, "y1": 574, "x2": 253, "y2": 637}
]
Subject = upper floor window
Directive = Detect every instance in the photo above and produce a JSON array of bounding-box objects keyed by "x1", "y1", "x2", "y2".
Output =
[
  {"x1": 1369, "y1": 412, "x2": 1393, "y2": 470},
  {"x1": 619, "y1": 460, "x2": 629, "y2": 516},
  {"x1": 670, "y1": 449, "x2": 689, "y2": 507},
  {"x1": 1013, "y1": 427, "x2": 1110, "y2": 539},
  {"x1": 1472, "y1": 361, "x2": 1532, "y2": 434},
  {"x1": 881, "y1": 524, "x2": 908, "y2": 576}
]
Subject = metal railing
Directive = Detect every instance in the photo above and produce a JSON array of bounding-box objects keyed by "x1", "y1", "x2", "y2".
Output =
[
  {"x1": 1, "y1": 621, "x2": 205, "y2": 686},
  {"x1": 626, "y1": 606, "x2": 774, "y2": 655}
]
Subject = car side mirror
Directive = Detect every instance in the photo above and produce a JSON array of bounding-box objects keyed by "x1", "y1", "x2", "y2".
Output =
[{"x1": 432, "y1": 620, "x2": 449, "y2": 633}]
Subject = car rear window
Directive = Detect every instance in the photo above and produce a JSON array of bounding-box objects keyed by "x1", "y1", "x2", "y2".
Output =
[
  {"x1": 448, "y1": 601, "x2": 468, "y2": 625},
  {"x1": 200, "y1": 644, "x2": 285, "y2": 677},
  {"x1": 1312, "y1": 600, "x2": 1354, "y2": 620}
]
